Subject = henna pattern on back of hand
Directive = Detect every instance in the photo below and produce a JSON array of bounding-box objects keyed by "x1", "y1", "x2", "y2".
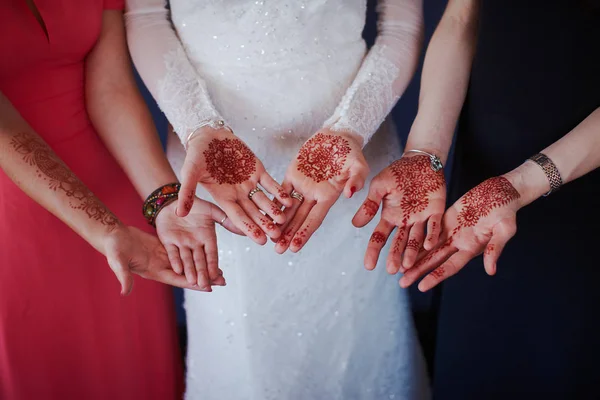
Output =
[
  {"x1": 390, "y1": 155, "x2": 445, "y2": 225},
  {"x1": 203, "y1": 138, "x2": 257, "y2": 184},
  {"x1": 454, "y1": 177, "x2": 520, "y2": 234},
  {"x1": 296, "y1": 133, "x2": 351, "y2": 182},
  {"x1": 10, "y1": 132, "x2": 118, "y2": 227}
]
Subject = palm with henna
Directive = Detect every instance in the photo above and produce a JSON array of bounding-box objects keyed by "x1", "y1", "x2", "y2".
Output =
[
  {"x1": 352, "y1": 154, "x2": 446, "y2": 274},
  {"x1": 400, "y1": 175, "x2": 521, "y2": 292},
  {"x1": 275, "y1": 129, "x2": 369, "y2": 253},
  {"x1": 176, "y1": 127, "x2": 293, "y2": 245}
]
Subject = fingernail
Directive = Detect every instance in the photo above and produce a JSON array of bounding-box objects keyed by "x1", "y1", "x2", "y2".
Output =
[{"x1": 350, "y1": 186, "x2": 356, "y2": 197}]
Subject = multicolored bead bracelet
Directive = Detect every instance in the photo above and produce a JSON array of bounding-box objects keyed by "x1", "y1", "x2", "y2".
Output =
[{"x1": 142, "y1": 183, "x2": 181, "y2": 227}]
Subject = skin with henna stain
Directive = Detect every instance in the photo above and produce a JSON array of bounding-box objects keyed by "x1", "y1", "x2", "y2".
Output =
[
  {"x1": 296, "y1": 132, "x2": 351, "y2": 182},
  {"x1": 204, "y1": 138, "x2": 257, "y2": 184},
  {"x1": 370, "y1": 231, "x2": 386, "y2": 243},
  {"x1": 10, "y1": 132, "x2": 118, "y2": 228}
]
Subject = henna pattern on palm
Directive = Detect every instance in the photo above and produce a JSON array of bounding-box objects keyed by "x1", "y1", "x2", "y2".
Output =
[
  {"x1": 203, "y1": 138, "x2": 257, "y2": 184},
  {"x1": 390, "y1": 155, "x2": 445, "y2": 225},
  {"x1": 296, "y1": 133, "x2": 351, "y2": 182},
  {"x1": 453, "y1": 177, "x2": 520, "y2": 234},
  {"x1": 10, "y1": 132, "x2": 118, "y2": 227}
]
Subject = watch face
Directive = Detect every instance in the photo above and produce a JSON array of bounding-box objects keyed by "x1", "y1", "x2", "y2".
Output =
[{"x1": 431, "y1": 157, "x2": 444, "y2": 172}]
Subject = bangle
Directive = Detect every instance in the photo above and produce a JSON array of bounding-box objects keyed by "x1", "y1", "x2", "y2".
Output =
[
  {"x1": 142, "y1": 183, "x2": 181, "y2": 227},
  {"x1": 184, "y1": 119, "x2": 234, "y2": 150},
  {"x1": 403, "y1": 149, "x2": 444, "y2": 172},
  {"x1": 528, "y1": 153, "x2": 563, "y2": 196}
]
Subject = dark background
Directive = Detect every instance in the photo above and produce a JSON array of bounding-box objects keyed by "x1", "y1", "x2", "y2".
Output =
[{"x1": 134, "y1": 0, "x2": 449, "y2": 368}]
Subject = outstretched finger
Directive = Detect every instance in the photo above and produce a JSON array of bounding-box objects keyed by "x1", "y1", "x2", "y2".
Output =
[
  {"x1": 221, "y1": 201, "x2": 267, "y2": 245},
  {"x1": 180, "y1": 247, "x2": 197, "y2": 286},
  {"x1": 239, "y1": 199, "x2": 282, "y2": 240},
  {"x1": 260, "y1": 173, "x2": 293, "y2": 208},
  {"x1": 402, "y1": 222, "x2": 426, "y2": 269},
  {"x1": 193, "y1": 247, "x2": 211, "y2": 292},
  {"x1": 288, "y1": 200, "x2": 335, "y2": 252},
  {"x1": 209, "y1": 202, "x2": 244, "y2": 235},
  {"x1": 423, "y1": 213, "x2": 443, "y2": 251},
  {"x1": 386, "y1": 225, "x2": 409, "y2": 275},
  {"x1": 418, "y1": 250, "x2": 474, "y2": 292},
  {"x1": 176, "y1": 159, "x2": 199, "y2": 217},
  {"x1": 165, "y1": 244, "x2": 184, "y2": 275},
  {"x1": 352, "y1": 179, "x2": 385, "y2": 228},
  {"x1": 483, "y1": 220, "x2": 517, "y2": 276},
  {"x1": 275, "y1": 199, "x2": 315, "y2": 254},
  {"x1": 400, "y1": 237, "x2": 457, "y2": 288},
  {"x1": 250, "y1": 190, "x2": 286, "y2": 224},
  {"x1": 364, "y1": 219, "x2": 395, "y2": 271}
]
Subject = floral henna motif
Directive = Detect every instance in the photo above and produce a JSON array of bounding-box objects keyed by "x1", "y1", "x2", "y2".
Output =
[
  {"x1": 454, "y1": 177, "x2": 520, "y2": 234},
  {"x1": 485, "y1": 244, "x2": 495, "y2": 255},
  {"x1": 370, "y1": 231, "x2": 386, "y2": 244},
  {"x1": 243, "y1": 222, "x2": 262, "y2": 238},
  {"x1": 390, "y1": 155, "x2": 445, "y2": 224},
  {"x1": 278, "y1": 189, "x2": 290, "y2": 199},
  {"x1": 392, "y1": 227, "x2": 406, "y2": 254},
  {"x1": 362, "y1": 199, "x2": 379, "y2": 218},
  {"x1": 429, "y1": 267, "x2": 446, "y2": 279},
  {"x1": 406, "y1": 238, "x2": 420, "y2": 251},
  {"x1": 10, "y1": 132, "x2": 118, "y2": 228},
  {"x1": 203, "y1": 138, "x2": 257, "y2": 184},
  {"x1": 296, "y1": 133, "x2": 351, "y2": 182},
  {"x1": 270, "y1": 205, "x2": 283, "y2": 216},
  {"x1": 259, "y1": 217, "x2": 276, "y2": 231}
]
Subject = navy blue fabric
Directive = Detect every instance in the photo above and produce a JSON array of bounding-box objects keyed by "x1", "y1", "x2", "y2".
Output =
[{"x1": 433, "y1": 1, "x2": 600, "y2": 398}]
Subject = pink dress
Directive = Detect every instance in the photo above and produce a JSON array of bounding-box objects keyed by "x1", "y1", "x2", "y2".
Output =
[{"x1": 0, "y1": 1, "x2": 183, "y2": 398}]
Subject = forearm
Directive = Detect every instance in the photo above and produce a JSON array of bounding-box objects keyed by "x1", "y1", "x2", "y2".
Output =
[
  {"x1": 406, "y1": 0, "x2": 480, "y2": 163},
  {"x1": 506, "y1": 107, "x2": 600, "y2": 206},
  {"x1": 0, "y1": 93, "x2": 121, "y2": 253},
  {"x1": 86, "y1": 11, "x2": 177, "y2": 200}
]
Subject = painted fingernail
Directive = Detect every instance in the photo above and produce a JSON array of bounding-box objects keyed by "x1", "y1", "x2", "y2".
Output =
[{"x1": 350, "y1": 186, "x2": 356, "y2": 197}]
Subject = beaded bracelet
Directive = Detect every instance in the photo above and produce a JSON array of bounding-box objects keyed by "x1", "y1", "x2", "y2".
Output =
[{"x1": 142, "y1": 183, "x2": 181, "y2": 227}]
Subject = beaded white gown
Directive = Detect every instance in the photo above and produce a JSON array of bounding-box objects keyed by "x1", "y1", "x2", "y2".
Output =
[{"x1": 126, "y1": 1, "x2": 429, "y2": 399}]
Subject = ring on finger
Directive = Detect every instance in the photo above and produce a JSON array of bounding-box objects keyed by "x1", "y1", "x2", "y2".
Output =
[
  {"x1": 248, "y1": 187, "x2": 263, "y2": 200},
  {"x1": 290, "y1": 190, "x2": 304, "y2": 203},
  {"x1": 219, "y1": 216, "x2": 228, "y2": 225}
]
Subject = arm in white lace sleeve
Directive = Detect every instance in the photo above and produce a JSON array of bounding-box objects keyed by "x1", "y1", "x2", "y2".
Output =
[
  {"x1": 125, "y1": 0, "x2": 224, "y2": 146},
  {"x1": 323, "y1": 0, "x2": 424, "y2": 146}
]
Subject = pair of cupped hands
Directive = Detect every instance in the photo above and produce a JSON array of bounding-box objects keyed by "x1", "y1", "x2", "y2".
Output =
[{"x1": 109, "y1": 126, "x2": 523, "y2": 295}]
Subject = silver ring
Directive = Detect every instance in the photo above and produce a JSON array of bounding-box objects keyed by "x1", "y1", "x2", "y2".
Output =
[
  {"x1": 290, "y1": 190, "x2": 304, "y2": 203},
  {"x1": 219, "y1": 216, "x2": 227, "y2": 225},
  {"x1": 248, "y1": 187, "x2": 263, "y2": 200}
]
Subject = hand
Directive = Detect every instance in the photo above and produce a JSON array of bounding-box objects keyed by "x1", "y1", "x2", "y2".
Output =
[
  {"x1": 176, "y1": 127, "x2": 293, "y2": 245},
  {"x1": 352, "y1": 154, "x2": 446, "y2": 273},
  {"x1": 275, "y1": 129, "x2": 369, "y2": 253},
  {"x1": 400, "y1": 175, "x2": 522, "y2": 292},
  {"x1": 102, "y1": 224, "x2": 200, "y2": 295},
  {"x1": 155, "y1": 197, "x2": 242, "y2": 292}
]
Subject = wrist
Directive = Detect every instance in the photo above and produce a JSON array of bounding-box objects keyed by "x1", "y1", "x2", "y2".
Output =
[
  {"x1": 94, "y1": 221, "x2": 127, "y2": 256},
  {"x1": 502, "y1": 161, "x2": 550, "y2": 208}
]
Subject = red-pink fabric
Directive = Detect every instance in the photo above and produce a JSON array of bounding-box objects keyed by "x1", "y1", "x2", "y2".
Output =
[
  {"x1": 0, "y1": 1, "x2": 182, "y2": 399},
  {"x1": 104, "y1": 0, "x2": 125, "y2": 10}
]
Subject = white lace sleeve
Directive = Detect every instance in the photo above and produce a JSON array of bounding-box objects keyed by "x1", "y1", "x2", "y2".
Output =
[
  {"x1": 125, "y1": 0, "x2": 224, "y2": 146},
  {"x1": 323, "y1": 0, "x2": 424, "y2": 147}
]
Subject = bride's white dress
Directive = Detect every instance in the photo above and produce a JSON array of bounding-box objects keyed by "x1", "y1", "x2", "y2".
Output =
[{"x1": 126, "y1": 1, "x2": 429, "y2": 398}]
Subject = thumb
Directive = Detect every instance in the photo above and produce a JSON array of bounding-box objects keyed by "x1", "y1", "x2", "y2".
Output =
[
  {"x1": 108, "y1": 258, "x2": 134, "y2": 296},
  {"x1": 176, "y1": 157, "x2": 199, "y2": 217},
  {"x1": 483, "y1": 219, "x2": 517, "y2": 276},
  {"x1": 343, "y1": 163, "x2": 369, "y2": 199}
]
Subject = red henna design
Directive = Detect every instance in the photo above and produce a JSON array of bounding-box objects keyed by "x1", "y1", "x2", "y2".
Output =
[
  {"x1": 183, "y1": 192, "x2": 194, "y2": 213},
  {"x1": 485, "y1": 244, "x2": 495, "y2": 256},
  {"x1": 430, "y1": 267, "x2": 446, "y2": 279},
  {"x1": 259, "y1": 218, "x2": 276, "y2": 231},
  {"x1": 406, "y1": 238, "x2": 420, "y2": 251},
  {"x1": 362, "y1": 199, "x2": 379, "y2": 218},
  {"x1": 350, "y1": 186, "x2": 356, "y2": 198},
  {"x1": 454, "y1": 177, "x2": 520, "y2": 234},
  {"x1": 277, "y1": 237, "x2": 289, "y2": 247},
  {"x1": 417, "y1": 237, "x2": 453, "y2": 267},
  {"x1": 390, "y1": 156, "x2": 445, "y2": 224},
  {"x1": 278, "y1": 189, "x2": 290, "y2": 199},
  {"x1": 204, "y1": 138, "x2": 257, "y2": 184},
  {"x1": 243, "y1": 222, "x2": 262, "y2": 238},
  {"x1": 292, "y1": 237, "x2": 303, "y2": 247},
  {"x1": 271, "y1": 205, "x2": 283, "y2": 216},
  {"x1": 370, "y1": 231, "x2": 386, "y2": 244},
  {"x1": 392, "y1": 228, "x2": 406, "y2": 254},
  {"x1": 296, "y1": 133, "x2": 351, "y2": 182},
  {"x1": 10, "y1": 132, "x2": 118, "y2": 227}
]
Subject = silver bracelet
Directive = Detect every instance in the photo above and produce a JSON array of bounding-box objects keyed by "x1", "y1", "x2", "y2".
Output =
[
  {"x1": 528, "y1": 153, "x2": 563, "y2": 196},
  {"x1": 403, "y1": 149, "x2": 444, "y2": 172},
  {"x1": 184, "y1": 119, "x2": 233, "y2": 150}
]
